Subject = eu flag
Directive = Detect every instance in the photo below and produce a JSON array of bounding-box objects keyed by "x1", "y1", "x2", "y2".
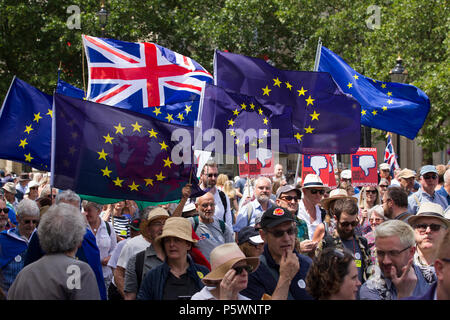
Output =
[
  {"x1": 214, "y1": 50, "x2": 361, "y2": 154},
  {"x1": 52, "y1": 94, "x2": 204, "y2": 202},
  {"x1": 56, "y1": 80, "x2": 86, "y2": 100},
  {"x1": 318, "y1": 46, "x2": 430, "y2": 140},
  {"x1": 0, "y1": 77, "x2": 52, "y2": 171}
]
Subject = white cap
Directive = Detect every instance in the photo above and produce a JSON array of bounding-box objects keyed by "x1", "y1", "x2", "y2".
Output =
[{"x1": 340, "y1": 169, "x2": 351, "y2": 179}]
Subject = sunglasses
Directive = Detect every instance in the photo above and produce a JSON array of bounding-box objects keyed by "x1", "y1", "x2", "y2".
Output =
[
  {"x1": 23, "y1": 219, "x2": 39, "y2": 225},
  {"x1": 0, "y1": 208, "x2": 10, "y2": 214},
  {"x1": 423, "y1": 174, "x2": 437, "y2": 180},
  {"x1": 413, "y1": 223, "x2": 446, "y2": 232},
  {"x1": 365, "y1": 190, "x2": 378, "y2": 194},
  {"x1": 233, "y1": 265, "x2": 253, "y2": 275},
  {"x1": 379, "y1": 185, "x2": 388, "y2": 188},
  {"x1": 339, "y1": 220, "x2": 359, "y2": 228},
  {"x1": 309, "y1": 189, "x2": 325, "y2": 195},
  {"x1": 207, "y1": 173, "x2": 218, "y2": 178},
  {"x1": 267, "y1": 226, "x2": 297, "y2": 238},
  {"x1": 280, "y1": 195, "x2": 299, "y2": 202}
]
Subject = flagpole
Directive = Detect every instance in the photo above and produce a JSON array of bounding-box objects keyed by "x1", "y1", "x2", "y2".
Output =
[{"x1": 294, "y1": 37, "x2": 322, "y2": 185}]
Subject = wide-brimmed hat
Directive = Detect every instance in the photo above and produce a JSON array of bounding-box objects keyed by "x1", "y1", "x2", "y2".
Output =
[
  {"x1": 408, "y1": 202, "x2": 449, "y2": 228},
  {"x1": 202, "y1": 243, "x2": 259, "y2": 283},
  {"x1": 146, "y1": 207, "x2": 170, "y2": 223},
  {"x1": 340, "y1": 170, "x2": 351, "y2": 180},
  {"x1": 25, "y1": 181, "x2": 40, "y2": 194},
  {"x1": 301, "y1": 174, "x2": 330, "y2": 191},
  {"x1": 397, "y1": 169, "x2": 416, "y2": 180},
  {"x1": 379, "y1": 163, "x2": 390, "y2": 171},
  {"x1": 320, "y1": 188, "x2": 357, "y2": 212},
  {"x1": 153, "y1": 217, "x2": 197, "y2": 258},
  {"x1": 2, "y1": 182, "x2": 16, "y2": 194},
  {"x1": 18, "y1": 173, "x2": 31, "y2": 182}
]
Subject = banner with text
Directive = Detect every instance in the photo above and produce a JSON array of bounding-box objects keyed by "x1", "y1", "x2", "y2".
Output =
[
  {"x1": 301, "y1": 154, "x2": 337, "y2": 188},
  {"x1": 351, "y1": 148, "x2": 378, "y2": 187}
]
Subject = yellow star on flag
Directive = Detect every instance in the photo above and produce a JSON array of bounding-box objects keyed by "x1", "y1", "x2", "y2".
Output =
[
  {"x1": 33, "y1": 113, "x2": 42, "y2": 123},
  {"x1": 258, "y1": 108, "x2": 263, "y2": 115},
  {"x1": 177, "y1": 113, "x2": 185, "y2": 121},
  {"x1": 310, "y1": 110, "x2": 320, "y2": 121},
  {"x1": 297, "y1": 87, "x2": 307, "y2": 96},
  {"x1": 249, "y1": 103, "x2": 255, "y2": 110},
  {"x1": 24, "y1": 124, "x2": 33, "y2": 134},
  {"x1": 372, "y1": 110, "x2": 377, "y2": 116},
  {"x1": 387, "y1": 99, "x2": 393, "y2": 104},
  {"x1": 262, "y1": 86, "x2": 271, "y2": 96},
  {"x1": 153, "y1": 107, "x2": 162, "y2": 116},
  {"x1": 185, "y1": 105, "x2": 192, "y2": 115},
  {"x1": 159, "y1": 141, "x2": 168, "y2": 151},
  {"x1": 229, "y1": 129, "x2": 236, "y2": 137},
  {"x1": 361, "y1": 110, "x2": 367, "y2": 116},
  {"x1": 305, "y1": 96, "x2": 315, "y2": 106},
  {"x1": 347, "y1": 82, "x2": 353, "y2": 89},
  {"x1": 163, "y1": 156, "x2": 173, "y2": 168},
  {"x1": 46, "y1": 109, "x2": 53, "y2": 118},
  {"x1": 19, "y1": 138, "x2": 28, "y2": 149},
  {"x1": 240, "y1": 103, "x2": 247, "y2": 110},
  {"x1": 101, "y1": 166, "x2": 112, "y2": 177},
  {"x1": 114, "y1": 123, "x2": 125, "y2": 135},
  {"x1": 165, "y1": 113, "x2": 174, "y2": 123},
  {"x1": 273, "y1": 77, "x2": 282, "y2": 87},
  {"x1": 285, "y1": 82, "x2": 292, "y2": 90},
  {"x1": 144, "y1": 178, "x2": 154, "y2": 187},
  {"x1": 131, "y1": 121, "x2": 142, "y2": 132},
  {"x1": 148, "y1": 128, "x2": 158, "y2": 138},
  {"x1": 235, "y1": 138, "x2": 240, "y2": 145},
  {"x1": 381, "y1": 83, "x2": 387, "y2": 89},
  {"x1": 156, "y1": 171, "x2": 166, "y2": 181},
  {"x1": 128, "y1": 181, "x2": 139, "y2": 191},
  {"x1": 387, "y1": 91, "x2": 392, "y2": 96},
  {"x1": 24, "y1": 153, "x2": 34, "y2": 162},
  {"x1": 113, "y1": 177, "x2": 123, "y2": 187},
  {"x1": 103, "y1": 133, "x2": 114, "y2": 144},
  {"x1": 294, "y1": 132, "x2": 303, "y2": 141},
  {"x1": 382, "y1": 106, "x2": 388, "y2": 111},
  {"x1": 304, "y1": 126, "x2": 315, "y2": 134},
  {"x1": 263, "y1": 129, "x2": 269, "y2": 136},
  {"x1": 97, "y1": 149, "x2": 108, "y2": 160},
  {"x1": 263, "y1": 117, "x2": 269, "y2": 125},
  {"x1": 69, "y1": 146, "x2": 77, "y2": 155},
  {"x1": 232, "y1": 109, "x2": 240, "y2": 116},
  {"x1": 353, "y1": 75, "x2": 359, "y2": 80},
  {"x1": 228, "y1": 118, "x2": 235, "y2": 127}
]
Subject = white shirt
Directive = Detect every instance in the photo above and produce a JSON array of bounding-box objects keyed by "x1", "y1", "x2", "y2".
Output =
[
  {"x1": 191, "y1": 286, "x2": 250, "y2": 300},
  {"x1": 116, "y1": 234, "x2": 150, "y2": 269},
  {"x1": 212, "y1": 188, "x2": 233, "y2": 230},
  {"x1": 297, "y1": 199, "x2": 322, "y2": 240},
  {"x1": 92, "y1": 220, "x2": 117, "y2": 280}
]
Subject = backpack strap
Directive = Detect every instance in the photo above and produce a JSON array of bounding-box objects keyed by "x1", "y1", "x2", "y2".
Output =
[
  {"x1": 135, "y1": 250, "x2": 145, "y2": 291},
  {"x1": 193, "y1": 215, "x2": 199, "y2": 232},
  {"x1": 105, "y1": 221, "x2": 111, "y2": 236},
  {"x1": 246, "y1": 202, "x2": 254, "y2": 226},
  {"x1": 218, "y1": 190, "x2": 228, "y2": 223},
  {"x1": 218, "y1": 219, "x2": 226, "y2": 234}
]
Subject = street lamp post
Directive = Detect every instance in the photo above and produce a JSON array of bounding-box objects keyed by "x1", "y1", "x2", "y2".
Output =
[
  {"x1": 389, "y1": 55, "x2": 408, "y2": 166},
  {"x1": 97, "y1": 0, "x2": 109, "y2": 37}
]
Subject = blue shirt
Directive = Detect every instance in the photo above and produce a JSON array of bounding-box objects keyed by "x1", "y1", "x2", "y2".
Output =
[
  {"x1": 436, "y1": 187, "x2": 450, "y2": 206},
  {"x1": 407, "y1": 189, "x2": 448, "y2": 214},
  {"x1": 0, "y1": 228, "x2": 28, "y2": 292},
  {"x1": 233, "y1": 199, "x2": 272, "y2": 232},
  {"x1": 359, "y1": 264, "x2": 431, "y2": 300},
  {"x1": 241, "y1": 244, "x2": 313, "y2": 300}
]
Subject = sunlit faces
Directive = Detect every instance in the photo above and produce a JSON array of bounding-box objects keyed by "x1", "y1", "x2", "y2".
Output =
[
  {"x1": 201, "y1": 166, "x2": 218, "y2": 188},
  {"x1": 260, "y1": 221, "x2": 296, "y2": 259},
  {"x1": 336, "y1": 211, "x2": 358, "y2": 240},
  {"x1": 17, "y1": 215, "x2": 39, "y2": 239},
  {"x1": 276, "y1": 190, "x2": 300, "y2": 213},
  {"x1": 196, "y1": 193, "x2": 215, "y2": 221},
  {"x1": 333, "y1": 260, "x2": 361, "y2": 300},
  {"x1": 163, "y1": 236, "x2": 192, "y2": 260},
  {"x1": 412, "y1": 217, "x2": 448, "y2": 252},
  {"x1": 375, "y1": 235, "x2": 414, "y2": 278},
  {"x1": 254, "y1": 179, "x2": 271, "y2": 203}
]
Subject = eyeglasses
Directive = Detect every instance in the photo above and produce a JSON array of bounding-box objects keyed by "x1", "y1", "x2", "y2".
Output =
[
  {"x1": 207, "y1": 173, "x2": 218, "y2": 178},
  {"x1": 23, "y1": 219, "x2": 39, "y2": 225},
  {"x1": 0, "y1": 208, "x2": 10, "y2": 214},
  {"x1": 365, "y1": 190, "x2": 378, "y2": 194},
  {"x1": 280, "y1": 195, "x2": 299, "y2": 202},
  {"x1": 413, "y1": 223, "x2": 446, "y2": 232},
  {"x1": 339, "y1": 220, "x2": 359, "y2": 228},
  {"x1": 309, "y1": 189, "x2": 325, "y2": 195},
  {"x1": 423, "y1": 174, "x2": 437, "y2": 180},
  {"x1": 369, "y1": 218, "x2": 383, "y2": 223},
  {"x1": 379, "y1": 185, "x2": 388, "y2": 188},
  {"x1": 377, "y1": 246, "x2": 411, "y2": 258},
  {"x1": 233, "y1": 265, "x2": 253, "y2": 275},
  {"x1": 267, "y1": 226, "x2": 297, "y2": 238}
]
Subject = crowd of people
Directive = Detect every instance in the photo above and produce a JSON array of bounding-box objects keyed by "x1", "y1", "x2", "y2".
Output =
[{"x1": 0, "y1": 160, "x2": 449, "y2": 300}]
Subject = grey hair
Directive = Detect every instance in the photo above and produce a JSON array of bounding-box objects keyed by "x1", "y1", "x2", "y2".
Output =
[
  {"x1": 254, "y1": 176, "x2": 272, "y2": 189},
  {"x1": 82, "y1": 200, "x2": 103, "y2": 211},
  {"x1": 38, "y1": 203, "x2": 86, "y2": 253},
  {"x1": 374, "y1": 219, "x2": 415, "y2": 248},
  {"x1": 444, "y1": 168, "x2": 450, "y2": 185},
  {"x1": 16, "y1": 198, "x2": 40, "y2": 219},
  {"x1": 368, "y1": 205, "x2": 386, "y2": 220},
  {"x1": 55, "y1": 189, "x2": 80, "y2": 207}
]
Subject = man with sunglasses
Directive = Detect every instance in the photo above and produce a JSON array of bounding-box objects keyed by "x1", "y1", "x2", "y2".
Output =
[
  {"x1": 242, "y1": 206, "x2": 313, "y2": 300},
  {"x1": 408, "y1": 165, "x2": 448, "y2": 215},
  {"x1": 317, "y1": 198, "x2": 373, "y2": 287},
  {"x1": 360, "y1": 220, "x2": 431, "y2": 300},
  {"x1": 408, "y1": 202, "x2": 449, "y2": 284}
]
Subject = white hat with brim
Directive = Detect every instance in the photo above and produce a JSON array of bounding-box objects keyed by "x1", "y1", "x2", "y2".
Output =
[{"x1": 301, "y1": 174, "x2": 330, "y2": 191}]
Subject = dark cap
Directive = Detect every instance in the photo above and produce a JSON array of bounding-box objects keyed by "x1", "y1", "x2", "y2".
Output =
[
  {"x1": 276, "y1": 184, "x2": 301, "y2": 200},
  {"x1": 129, "y1": 218, "x2": 141, "y2": 231},
  {"x1": 237, "y1": 226, "x2": 264, "y2": 245},
  {"x1": 260, "y1": 206, "x2": 295, "y2": 229}
]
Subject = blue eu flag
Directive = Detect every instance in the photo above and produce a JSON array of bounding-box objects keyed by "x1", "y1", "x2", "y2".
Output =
[
  {"x1": 318, "y1": 46, "x2": 430, "y2": 140},
  {"x1": 0, "y1": 77, "x2": 52, "y2": 171}
]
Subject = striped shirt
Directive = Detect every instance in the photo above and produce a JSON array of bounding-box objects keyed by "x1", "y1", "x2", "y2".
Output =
[{"x1": 110, "y1": 215, "x2": 130, "y2": 239}]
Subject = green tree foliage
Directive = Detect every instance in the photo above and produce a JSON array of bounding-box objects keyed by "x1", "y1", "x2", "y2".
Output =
[{"x1": 0, "y1": 0, "x2": 447, "y2": 163}]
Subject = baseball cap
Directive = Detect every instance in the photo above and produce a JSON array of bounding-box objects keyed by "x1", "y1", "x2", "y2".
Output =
[
  {"x1": 379, "y1": 163, "x2": 390, "y2": 170},
  {"x1": 397, "y1": 168, "x2": 416, "y2": 180},
  {"x1": 276, "y1": 184, "x2": 301, "y2": 200},
  {"x1": 340, "y1": 170, "x2": 351, "y2": 180},
  {"x1": 260, "y1": 206, "x2": 294, "y2": 229},
  {"x1": 420, "y1": 165, "x2": 438, "y2": 176},
  {"x1": 237, "y1": 226, "x2": 264, "y2": 245},
  {"x1": 129, "y1": 218, "x2": 141, "y2": 231}
]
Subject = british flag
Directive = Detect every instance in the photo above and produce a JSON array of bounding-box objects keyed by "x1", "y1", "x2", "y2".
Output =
[
  {"x1": 82, "y1": 35, "x2": 213, "y2": 123},
  {"x1": 384, "y1": 133, "x2": 400, "y2": 175}
]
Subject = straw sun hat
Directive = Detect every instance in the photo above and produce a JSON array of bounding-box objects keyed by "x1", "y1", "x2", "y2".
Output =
[
  {"x1": 320, "y1": 188, "x2": 357, "y2": 212},
  {"x1": 152, "y1": 217, "x2": 197, "y2": 258}
]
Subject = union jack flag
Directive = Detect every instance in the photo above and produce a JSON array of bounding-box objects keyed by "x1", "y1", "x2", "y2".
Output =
[
  {"x1": 82, "y1": 35, "x2": 213, "y2": 125},
  {"x1": 384, "y1": 133, "x2": 400, "y2": 175}
]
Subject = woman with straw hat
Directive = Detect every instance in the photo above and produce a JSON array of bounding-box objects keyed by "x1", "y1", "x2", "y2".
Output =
[
  {"x1": 137, "y1": 217, "x2": 209, "y2": 300},
  {"x1": 191, "y1": 242, "x2": 259, "y2": 300}
]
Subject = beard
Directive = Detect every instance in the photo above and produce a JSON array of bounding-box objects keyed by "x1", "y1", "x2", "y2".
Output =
[
  {"x1": 256, "y1": 194, "x2": 269, "y2": 203},
  {"x1": 337, "y1": 226, "x2": 354, "y2": 240}
]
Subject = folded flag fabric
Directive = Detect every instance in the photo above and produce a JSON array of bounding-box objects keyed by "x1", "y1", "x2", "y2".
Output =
[
  {"x1": 214, "y1": 50, "x2": 361, "y2": 154},
  {"x1": 0, "y1": 77, "x2": 52, "y2": 171},
  {"x1": 318, "y1": 46, "x2": 430, "y2": 140},
  {"x1": 52, "y1": 93, "x2": 204, "y2": 202},
  {"x1": 56, "y1": 79, "x2": 86, "y2": 100},
  {"x1": 82, "y1": 35, "x2": 213, "y2": 127}
]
